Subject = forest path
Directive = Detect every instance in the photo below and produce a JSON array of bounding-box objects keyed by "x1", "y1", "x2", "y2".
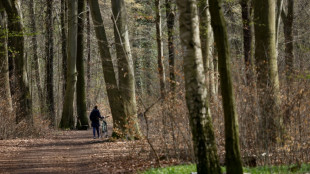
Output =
[{"x1": 0, "y1": 130, "x2": 156, "y2": 174}]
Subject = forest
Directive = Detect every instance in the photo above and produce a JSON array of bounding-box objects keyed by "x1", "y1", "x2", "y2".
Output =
[{"x1": 0, "y1": 0, "x2": 309, "y2": 173}]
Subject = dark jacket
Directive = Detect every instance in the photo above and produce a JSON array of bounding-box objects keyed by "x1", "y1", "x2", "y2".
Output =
[{"x1": 89, "y1": 109, "x2": 103, "y2": 127}]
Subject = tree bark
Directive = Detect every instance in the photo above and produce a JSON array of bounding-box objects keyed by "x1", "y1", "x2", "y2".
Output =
[
  {"x1": 281, "y1": 0, "x2": 294, "y2": 85},
  {"x1": 86, "y1": 0, "x2": 91, "y2": 108},
  {"x1": 111, "y1": 0, "x2": 141, "y2": 138},
  {"x1": 3, "y1": 0, "x2": 32, "y2": 124},
  {"x1": 76, "y1": 0, "x2": 88, "y2": 128},
  {"x1": 0, "y1": 9, "x2": 13, "y2": 115},
  {"x1": 241, "y1": 0, "x2": 253, "y2": 84},
  {"x1": 254, "y1": 0, "x2": 283, "y2": 145},
  {"x1": 59, "y1": 0, "x2": 78, "y2": 129},
  {"x1": 45, "y1": 0, "x2": 55, "y2": 126},
  {"x1": 209, "y1": 0, "x2": 243, "y2": 173},
  {"x1": 275, "y1": 0, "x2": 284, "y2": 46},
  {"x1": 199, "y1": 0, "x2": 210, "y2": 73},
  {"x1": 165, "y1": 0, "x2": 176, "y2": 94},
  {"x1": 177, "y1": 0, "x2": 221, "y2": 173},
  {"x1": 61, "y1": 0, "x2": 67, "y2": 97},
  {"x1": 155, "y1": 0, "x2": 166, "y2": 98},
  {"x1": 29, "y1": 0, "x2": 44, "y2": 113}
]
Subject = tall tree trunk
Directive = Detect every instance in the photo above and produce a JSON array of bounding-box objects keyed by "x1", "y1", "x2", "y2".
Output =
[
  {"x1": 59, "y1": 0, "x2": 78, "y2": 129},
  {"x1": 209, "y1": 0, "x2": 243, "y2": 173},
  {"x1": 241, "y1": 0, "x2": 253, "y2": 84},
  {"x1": 89, "y1": 0, "x2": 127, "y2": 137},
  {"x1": 76, "y1": 0, "x2": 88, "y2": 128},
  {"x1": 111, "y1": 0, "x2": 141, "y2": 138},
  {"x1": 61, "y1": 0, "x2": 67, "y2": 97},
  {"x1": 86, "y1": 0, "x2": 91, "y2": 108},
  {"x1": 165, "y1": 0, "x2": 176, "y2": 94},
  {"x1": 3, "y1": 0, "x2": 32, "y2": 124},
  {"x1": 155, "y1": 0, "x2": 166, "y2": 98},
  {"x1": 281, "y1": 0, "x2": 294, "y2": 85},
  {"x1": 254, "y1": 0, "x2": 283, "y2": 145},
  {"x1": 199, "y1": 0, "x2": 210, "y2": 73},
  {"x1": 275, "y1": 0, "x2": 284, "y2": 46},
  {"x1": 0, "y1": 10, "x2": 13, "y2": 115},
  {"x1": 29, "y1": 0, "x2": 44, "y2": 113},
  {"x1": 177, "y1": 0, "x2": 221, "y2": 173},
  {"x1": 45, "y1": 0, "x2": 55, "y2": 126}
]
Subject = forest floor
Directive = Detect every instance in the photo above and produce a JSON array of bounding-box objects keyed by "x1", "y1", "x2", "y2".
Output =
[{"x1": 0, "y1": 130, "x2": 180, "y2": 174}]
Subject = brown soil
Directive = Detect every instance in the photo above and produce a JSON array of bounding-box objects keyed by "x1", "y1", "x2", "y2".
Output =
[{"x1": 0, "y1": 130, "x2": 163, "y2": 174}]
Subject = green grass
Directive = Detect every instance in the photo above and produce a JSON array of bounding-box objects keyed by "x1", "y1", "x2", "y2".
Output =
[{"x1": 142, "y1": 163, "x2": 310, "y2": 174}]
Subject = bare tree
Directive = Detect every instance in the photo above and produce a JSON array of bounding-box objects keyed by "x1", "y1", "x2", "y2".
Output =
[
  {"x1": 165, "y1": 0, "x2": 176, "y2": 94},
  {"x1": 254, "y1": 0, "x2": 283, "y2": 144},
  {"x1": 209, "y1": 0, "x2": 243, "y2": 173},
  {"x1": 241, "y1": 0, "x2": 253, "y2": 83},
  {"x1": 45, "y1": 0, "x2": 55, "y2": 126},
  {"x1": 59, "y1": 0, "x2": 78, "y2": 129},
  {"x1": 177, "y1": 0, "x2": 221, "y2": 173},
  {"x1": 2, "y1": 0, "x2": 32, "y2": 124},
  {"x1": 29, "y1": 0, "x2": 44, "y2": 114},
  {"x1": 61, "y1": 0, "x2": 67, "y2": 97},
  {"x1": 0, "y1": 9, "x2": 13, "y2": 114},
  {"x1": 155, "y1": 0, "x2": 166, "y2": 98},
  {"x1": 76, "y1": 0, "x2": 88, "y2": 128},
  {"x1": 111, "y1": 0, "x2": 142, "y2": 138},
  {"x1": 281, "y1": 0, "x2": 294, "y2": 85}
]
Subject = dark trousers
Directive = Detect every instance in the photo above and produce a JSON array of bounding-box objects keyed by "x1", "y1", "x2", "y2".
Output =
[{"x1": 93, "y1": 126, "x2": 100, "y2": 137}]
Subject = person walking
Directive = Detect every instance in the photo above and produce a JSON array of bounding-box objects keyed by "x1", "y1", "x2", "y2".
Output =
[{"x1": 89, "y1": 106, "x2": 104, "y2": 139}]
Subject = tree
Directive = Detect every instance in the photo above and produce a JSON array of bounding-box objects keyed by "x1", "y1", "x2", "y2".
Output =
[
  {"x1": 165, "y1": 0, "x2": 176, "y2": 94},
  {"x1": 29, "y1": 0, "x2": 44, "y2": 114},
  {"x1": 199, "y1": 0, "x2": 210, "y2": 74},
  {"x1": 209, "y1": 0, "x2": 243, "y2": 173},
  {"x1": 2, "y1": 0, "x2": 32, "y2": 124},
  {"x1": 254, "y1": 0, "x2": 283, "y2": 144},
  {"x1": 0, "y1": 8, "x2": 13, "y2": 115},
  {"x1": 59, "y1": 0, "x2": 78, "y2": 129},
  {"x1": 61, "y1": 0, "x2": 67, "y2": 97},
  {"x1": 86, "y1": 0, "x2": 91, "y2": 108},
  {"x1": 155, "y1": 0, "x2": 166, "y2": 98},
  {"x1": 76, "y1": 0, "x2": 88, "y2": 128},
  {"x1": 177, "y1": 0, "x2": 221, "y2": 173},
  {"x1": 111, "y1": 0, "x2": 142, "y2": 138},
  {"x1": 45, "y1": 0, "x2": 55, "y2": 126},
  {"x1": 241, "y1": 0, "x2": 253, "y2": 83},
  {"x1": 281, "y1": 0, "x2": 294, "y2": 85}
]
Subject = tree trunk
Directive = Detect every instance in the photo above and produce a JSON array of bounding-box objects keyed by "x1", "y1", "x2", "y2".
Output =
[
  {"x1": 241, "y1": 0, "x2": 253, "y2": 84},
  {"x1": 155, "y1": 0, "x2": 166, "y2": 98},
  {"x1": 282, "y1": 0, "x2": 294, "y2": 85},
  {"x1": 76, "y1": 0, "x2": 88, "y2": 128},
  {"x1": 165, "y1": 0, "x2": 176, "y2": 94},
  {"x1": 59, "y1": 0, "x2": 78, "y2": 129},
  {"x1": 199, "y1": 0, "x2": 210, "y2": 73},
  {"x1": 86, "y1": 0, "x2": 91, "y2": 108},
  {"x1": 177, "y1": 0, "x2": 221, "y2": 173},
  {"x1": 61, "y1": 0, "x2": 67, "y2": 97},
  {"x1": 111, "y1": 0, "x2": 141, "y2": 138},
  {"x1": 209, "y1": 0, "x2": 243, "y2": 173},
  {"x1": 3, "y1": 0, "x2": 32, "y2": 124},
  {"x1": 89, "y1": 0, "x2": 127, "y2": 137},
  {"x1": 29, "y1": 0, "x2": 44, "y2": 114},
  {"x1": 254, "y1": 0, "x2": 283, "y2": 145},
  {"x1": 0, "y1": 10, "x2": 13, "y2": 115},
  {"x1": 275, "y1": 0, "x2": 284, "y2": 46},
  {"x1": 45, "y1": 0, "x2": 55, "y2": 126}
]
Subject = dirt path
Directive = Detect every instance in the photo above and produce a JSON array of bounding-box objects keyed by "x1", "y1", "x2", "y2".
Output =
[{"x1": 0, "y1": 130, "x2": 158, "y2": 174}]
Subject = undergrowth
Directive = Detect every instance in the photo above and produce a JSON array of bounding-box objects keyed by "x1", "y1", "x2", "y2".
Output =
[{"x1": 142, "y1": 163, "x2": 310, "y2": 174}]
